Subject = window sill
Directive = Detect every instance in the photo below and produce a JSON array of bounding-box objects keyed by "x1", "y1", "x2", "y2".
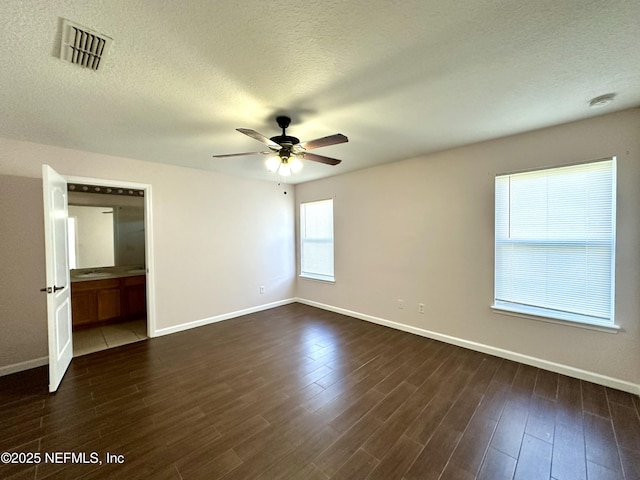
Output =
[
  {"x1": 299, "y1": 274, "x2": 335, "y2": 284},
  {"x1": 491, "y1": 305, "x2": 620, "y2": 333}
]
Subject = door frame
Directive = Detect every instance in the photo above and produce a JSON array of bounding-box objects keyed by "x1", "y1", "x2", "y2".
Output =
[{"x1": 64, "y1": 175, "x2": 157, "y2": 338}]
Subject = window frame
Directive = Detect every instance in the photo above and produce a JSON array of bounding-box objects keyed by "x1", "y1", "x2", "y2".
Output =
[
  {"x1": 299, "y1": 198, "x2": 335, "y2": 283},
  {"x1": 492, "y1": 158, "x2": 617, "y2": 331}
]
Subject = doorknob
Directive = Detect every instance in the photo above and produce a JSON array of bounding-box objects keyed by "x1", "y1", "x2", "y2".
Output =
[{"x1": 39, "y1": 286, "x2": 65, "y2": 293}]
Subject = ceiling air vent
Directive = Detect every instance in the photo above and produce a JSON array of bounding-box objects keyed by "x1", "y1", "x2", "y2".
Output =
[{"x1": 59, "y1": 19, "x2": 112, "y2": 71}]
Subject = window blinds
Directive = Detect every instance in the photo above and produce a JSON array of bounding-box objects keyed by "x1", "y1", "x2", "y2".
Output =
[
  {"x1": 494, "y1": 159, "x2": 615, "y2": 324},
  {"x1": 300, "y1": 199, "x2": 334, "y2": 281}
]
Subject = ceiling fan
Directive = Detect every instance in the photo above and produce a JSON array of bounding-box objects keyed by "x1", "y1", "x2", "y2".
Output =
[{"x1": 212, "y1": 116, "x2": 348, "y2": 176}]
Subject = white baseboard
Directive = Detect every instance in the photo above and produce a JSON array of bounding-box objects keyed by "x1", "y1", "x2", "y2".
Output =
[
  {"x1": 296, "y1": 298, "x2": 640, "y2": 396},
  {"x1": 4, "y1": 299, "x2": 637, "y2": 396},
  {"x1": 0, "y1": 299, "x2": 297, "y2": 376},
  {"x1": 153, "y1": 298, "x2": 297, "y2": 337},
  {"x1": 0, "y1": 356, "x2": 48, "y2": 377}
]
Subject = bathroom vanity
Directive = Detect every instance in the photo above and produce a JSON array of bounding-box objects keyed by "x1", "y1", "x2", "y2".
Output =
[{"x1": 71, "y1": 271, "x2": 146, "y2": 329}]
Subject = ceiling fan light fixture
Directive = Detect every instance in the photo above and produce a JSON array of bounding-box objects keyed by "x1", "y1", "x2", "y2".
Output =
[
  {"x1": 265, "y1": 156, "x2": 281, "y2": 172},
  {"x1": 214, "y1": 116, "x2": 348, "y2": 177},
  {"x1": 290, "y1": 157, "x2": 303, "y2": 173},
  {"x1": 278, "y1": 163, "x2": 292, "y2": 176}
]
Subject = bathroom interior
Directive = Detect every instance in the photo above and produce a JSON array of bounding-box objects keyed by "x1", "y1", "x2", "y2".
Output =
[{"x1": 67, "y1": 183, "x2": 147, "y2": 356}]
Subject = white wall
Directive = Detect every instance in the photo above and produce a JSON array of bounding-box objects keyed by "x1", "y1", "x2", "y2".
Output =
[
  {"x1": 295, "y1": 108, "x2": 640, "y2": 392},
  {"x1": 0, "y1": 138, "x2": 296, "y2": 371}
]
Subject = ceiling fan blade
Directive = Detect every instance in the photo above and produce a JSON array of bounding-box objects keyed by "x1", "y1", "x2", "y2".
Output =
[
  {"x1": 236, "y1": 128, "x2": 282, "y2": 149},
  {"x1": 303, "y1": 152, "x2": 342, "y2": 166},
  {"x1": 212, "y1": 151, "x2": 270, "y2": 158},
  {"x1": 299, "y1": 134, "x2": 348, "y2": 151}
]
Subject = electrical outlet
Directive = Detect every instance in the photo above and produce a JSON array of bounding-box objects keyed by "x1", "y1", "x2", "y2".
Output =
[
  {"x1": 418, "y1": 303, "x2": 425, "y2": 314},
  {"x1": 259, "y1": 286, "x2": 265, "y2": 294},
  {"x1": 398, "y1": 299, "x2": 404, "y2": 309}
]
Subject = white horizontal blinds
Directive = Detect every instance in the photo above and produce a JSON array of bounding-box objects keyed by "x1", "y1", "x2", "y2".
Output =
[
  {"x1": 300, "y1": 199, "x2": 334, "y2": 281},
  {"x1": 495, "y1": 159, "x2": 615, "y2": 323}
]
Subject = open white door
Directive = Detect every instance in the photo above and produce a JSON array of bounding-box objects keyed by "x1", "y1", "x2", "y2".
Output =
[{"x1": 42, "y1": 165, "x2": 72, "y2": 392}]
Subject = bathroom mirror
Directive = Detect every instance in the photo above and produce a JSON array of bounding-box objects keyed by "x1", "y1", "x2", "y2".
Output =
[
  {"x1": 68, "y1": 204, "x2": 145, "y2": 269},
  {"x1": 68, "y1": 205, "x2": 114, "y2": 268}
]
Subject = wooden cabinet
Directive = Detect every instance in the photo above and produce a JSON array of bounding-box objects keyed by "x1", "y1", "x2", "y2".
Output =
[
  {"x1": 71, "y1": 275, "x2": 145, "y2": 328},
  {"x1": 97, "y1": 286, "x2": 121, "y2": 321},
  {"x1": 121, "y1": 275, "x2": 146, "y2": 318},
  {"x1": 70, "y1": 289, "x2": 98, "y2": 326}
]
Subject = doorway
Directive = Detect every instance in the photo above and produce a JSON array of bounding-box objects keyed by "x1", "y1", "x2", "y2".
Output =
[{"x1": 64, "y1": 175, "x2": 155, "y2": 357}]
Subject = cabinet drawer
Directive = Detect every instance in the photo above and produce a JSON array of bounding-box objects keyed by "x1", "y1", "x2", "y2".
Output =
[
  {"x1": 72, "y1": 278, "x2": 120, "y2": 292},
  {"x1": 122, "y1": 275, "x2": 145, "y2": 286}
]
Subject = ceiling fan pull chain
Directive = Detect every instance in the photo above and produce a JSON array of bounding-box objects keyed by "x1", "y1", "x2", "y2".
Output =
[{"x1": 277, "y1": 180, "x2": 288, "y2": 195}]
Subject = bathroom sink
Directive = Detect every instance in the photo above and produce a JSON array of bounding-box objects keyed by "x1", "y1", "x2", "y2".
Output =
[{"x1": 75, "y1": 272, "x2": 112, "y2": 279}]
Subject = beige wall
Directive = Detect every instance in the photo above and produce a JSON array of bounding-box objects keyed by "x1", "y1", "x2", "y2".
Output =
[
  {"x1": 296, "y1": 108, "x2": 640, "y2": 390},
  {"x1": 1, "y1": 109, "x2": 638, "y2": 391},
  {"x1": 0, "y1": 139, "x2": 296, "y2": 371},
  {"x1": 0, "y1": 175, "x2": 47, "y2": 369}
]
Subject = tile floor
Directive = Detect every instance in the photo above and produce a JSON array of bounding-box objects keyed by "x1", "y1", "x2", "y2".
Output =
[{"x1": 73, "y1": 318, "x2": 147, "y2": 357}]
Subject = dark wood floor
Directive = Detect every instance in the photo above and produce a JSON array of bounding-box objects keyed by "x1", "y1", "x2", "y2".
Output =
[{"x1": 1, "y1": 303, "x2": 639, "y2": 480}]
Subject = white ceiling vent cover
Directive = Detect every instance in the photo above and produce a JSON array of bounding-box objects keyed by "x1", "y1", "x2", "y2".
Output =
[{"x1": 59, "y1": 19, "x2": 112, "y2": 71}]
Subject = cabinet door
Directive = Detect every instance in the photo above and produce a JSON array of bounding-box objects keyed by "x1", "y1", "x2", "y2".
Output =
[
  {"x1": 97, "y1": 288, "x2": 121, "y2": 321},
  {"x1": 122, "y1": 276, "x2": 146, "y2": 318},
  {"x1": 71, "y1": 289, "x2": 97, "y2": 327}
]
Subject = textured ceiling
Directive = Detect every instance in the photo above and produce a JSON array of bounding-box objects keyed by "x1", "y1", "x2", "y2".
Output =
[{"x1": 0, "y1": 0, "x2": 639, "y2": 184}]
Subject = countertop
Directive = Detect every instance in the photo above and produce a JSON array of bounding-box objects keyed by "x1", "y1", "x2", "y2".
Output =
[{"x1": 70, "y1": 268, "x2": 146, "y2": 283}]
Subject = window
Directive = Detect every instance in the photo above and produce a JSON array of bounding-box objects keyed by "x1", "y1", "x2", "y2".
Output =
[
  {"x1": 493, "y1": 158, "x2": 616, "y2": 326},
  {"x1": 300, "y1": 199, "x2": 334, "y2": 282}
]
